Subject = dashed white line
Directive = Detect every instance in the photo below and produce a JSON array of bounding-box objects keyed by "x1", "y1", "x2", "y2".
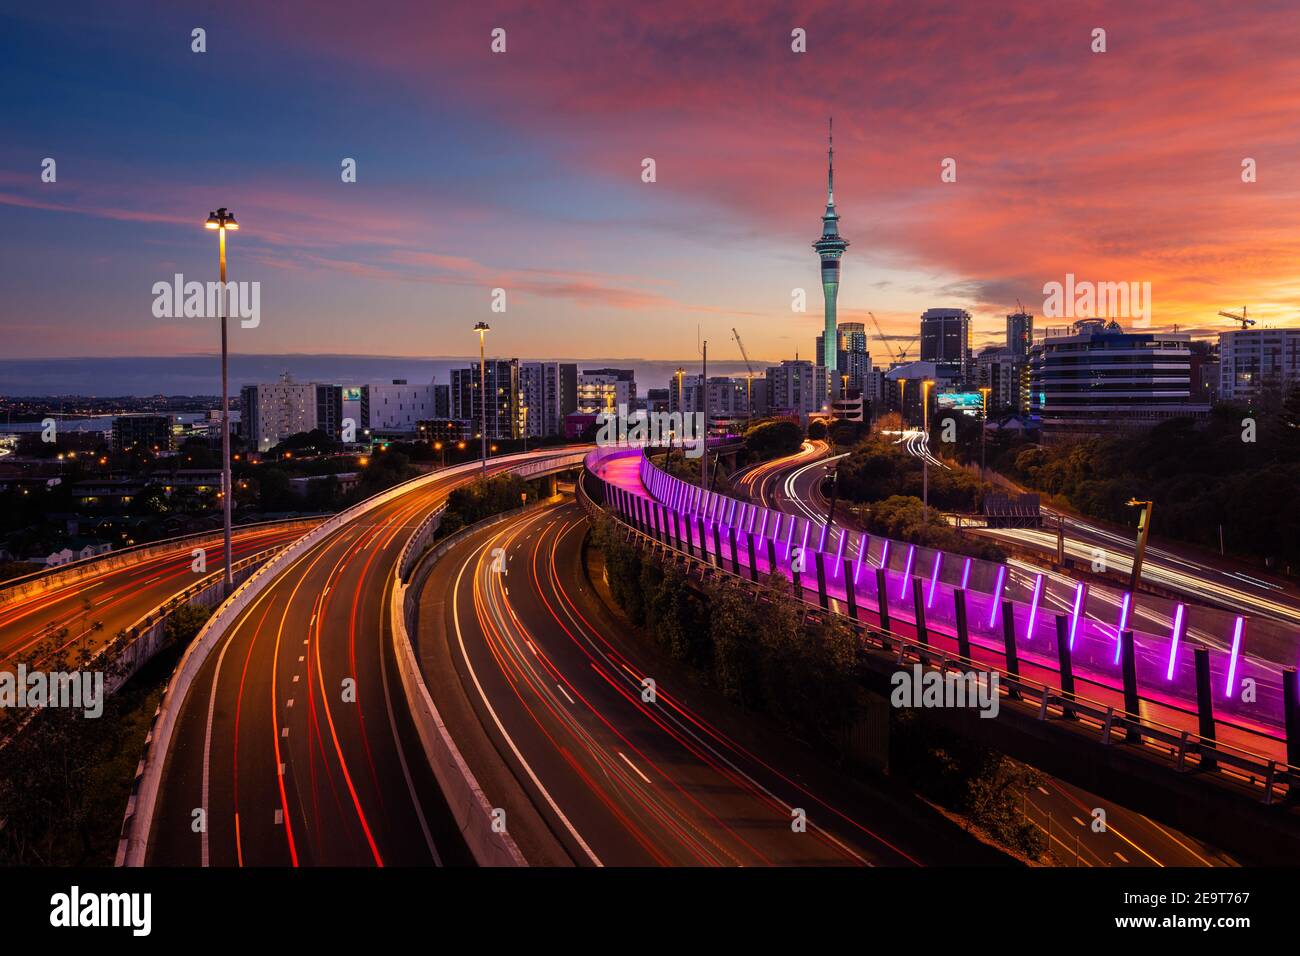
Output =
[{"x1": 618, "y1": 751, "x2": 652, "y2": 785}]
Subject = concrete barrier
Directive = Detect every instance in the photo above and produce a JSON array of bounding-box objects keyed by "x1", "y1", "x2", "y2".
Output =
[
  {"x1": 120, "y1": 449, "x2": 585, "y2": 866},
  {"x1": 389, "y1": 508, "x2": 533, "y2": 866}
]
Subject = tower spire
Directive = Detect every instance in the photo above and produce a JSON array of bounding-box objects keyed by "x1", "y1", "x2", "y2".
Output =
[{"x1": 827, "y1": 116, "x2": 834, "y2": 203}]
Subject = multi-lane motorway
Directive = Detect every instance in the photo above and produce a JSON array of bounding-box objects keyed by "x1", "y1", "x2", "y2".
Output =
[
  {"x1": 413, "y1": 498, "x2": 1021, "y2": 865},
  {"x1": 145, "y1": 453, "x2": 581, "y2": 866}
]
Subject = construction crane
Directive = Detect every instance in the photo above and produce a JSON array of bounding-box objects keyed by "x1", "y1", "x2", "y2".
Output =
[
  {"x1": 895, "y1": 334, "x2": 919, "y2": 363},
  {"x1": 1219, "y1": 307, "x2": 1254, "y2": 330},
  {"x1": 868, "y1": 311, "x2": 913, "y2": 366},
  {"x1": 731, "y1": 327, "x2": 758, "y2": 411}
]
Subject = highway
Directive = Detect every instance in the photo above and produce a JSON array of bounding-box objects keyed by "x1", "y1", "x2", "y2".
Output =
[
  {"x1": 415, "y1": 496, "x2": 1033, "y2": 866},
  {"x1": 726, "y1": 442, "x2": 1236, "y2": 867},
  {"x1": 145, "y1": 453, "x2": 578, "y2": 866},
  {"x1": 0, "y1": 523, "x2": 311, "y2": 676}
]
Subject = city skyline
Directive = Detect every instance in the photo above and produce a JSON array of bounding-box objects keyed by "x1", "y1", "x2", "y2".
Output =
[{"x1": 5, "y1": 1, "x2": 1300, "y2": 371}]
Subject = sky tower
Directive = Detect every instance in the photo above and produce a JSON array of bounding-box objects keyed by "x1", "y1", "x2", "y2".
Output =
[{"x1": 813, "y1": 118, "x2": 849, "y2": 398}]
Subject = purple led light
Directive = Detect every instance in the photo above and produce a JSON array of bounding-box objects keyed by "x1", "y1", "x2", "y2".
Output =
[
  {"x1": 832, "y1": 527, "x2": 847, "y2": 577},
  {"x1": 817, "y1": 521, "x2": 829, "y2": 553},
  {"x1": 758, "y1": 510, "x2": 770, "y2": 540},
  {"x1": 1165, "y1": 604, "x2": 1186, "y2": 681},
  {"x1": 987, "y1": 565, "x2": 1006, "y2": 628},
  {"x1": 1026, "y1": 573, "x2": 1044, "y2": 641},
  {"x1": 1225, "y1": 616, "x2": 1244, "y2": 698},
  {"x1": 899, "y1": 545, "x2": 915, "y2": 599},
  {"x1": 853, "y1": 533, "x2": 867, "y2": 585},
  {"x1": 960, "y1": 557, "x2": 971, "y2": 592},
  {"x1": 1068, "y1": 581, "x2": 1086, "y2": 649},
  {"x1": 784, "y1": 516, "x2": 797, "y2": 559},
  {"x1": 1112, "y1": 592, "x2": 1132, "y2": 664},
  {"x1": 926, "y1": 552, "x2": 943, "y2": 608},
  {"x1": 879, "y1": 539, "x2": 891, "y2": 571}
]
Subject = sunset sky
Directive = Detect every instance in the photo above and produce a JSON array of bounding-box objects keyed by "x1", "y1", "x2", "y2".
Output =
[{"x1": 4, "y1": 0, "x2": 1300, "y2": 374}]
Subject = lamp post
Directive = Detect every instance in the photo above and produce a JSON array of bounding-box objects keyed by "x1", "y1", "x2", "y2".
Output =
[
  {"x1": 204, "y1": 207, "x2": 238, "y2": 593},
  {"x1": 473, "y1": 321, "x2": 490, "y2": 477},
  {"x1": 979, "y1": 385, "x2": 992, "y2": 481},
  {"x1": 921, "y1": 379, "x2": 934, "y2": 523}
]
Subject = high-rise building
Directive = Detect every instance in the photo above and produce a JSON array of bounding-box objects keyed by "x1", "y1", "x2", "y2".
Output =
[
  {"x1": 1218, "y1": 327, "x2": 1300, "y2": 404},
  {"x1": 112, "y1": 414, "x2": 174, "y2": 452},
  {"x1": 766, "y1": 360, "x2": 828, "y2": 421},
  {"x1": 815, "y1": 321, "x2": 870, "y2": 394},
  {"x1": 812, "y1": 119, "x2": 849, "y2": 397},
  {"x1": 519, "y1": 362, "x2": 578, "y2": 438},
  {"x1": 361, "y1": 381, "x2": 441, "y2": 434},
  {"x1": 577, "y1": 369, "x2": 636, "y2": 415},
  {"x1": 450, "y1": 359, "x2": 521, "y2": 440},
  {"x1": 1030, "y1": 319, "x2": 1208, "y2": 438},
  {"x1": 919, "y1": 308, "x2": 972, "y2": 382},
  {"x1": 240, "y1": 376, "x2": 342, "y2": 451},
  {"x1": 669, "y1": 374, "x2": 764, "y2": 427},
  {"x1": 974, "y1": 347, "x2": 1024, "y2": 415},
  {"x1": 1007, "y1": 310, "x2": 1034, "y2": 359}
]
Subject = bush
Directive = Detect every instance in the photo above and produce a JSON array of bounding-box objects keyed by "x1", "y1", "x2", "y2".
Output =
[{"x1": 744, "y1": 419, "x2": 803, "y2": 461}]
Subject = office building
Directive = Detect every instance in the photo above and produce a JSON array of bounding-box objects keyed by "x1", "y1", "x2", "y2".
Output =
[
  {"x1": 1007, "y1": 310, "x2": 1034, "y2": 359},
  {"x1": 919, "y1": 308, "x2": 973, "y2": 382},
  {"x1": 1218, "y1": 327, "x2": 1300, "y2": 404},
  {"x1": 1030, "y1": 319, "x2": 1208, "y2": 438}
]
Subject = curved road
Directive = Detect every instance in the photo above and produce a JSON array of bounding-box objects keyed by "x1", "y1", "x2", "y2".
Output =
[
  {"x1": 0, "y1": 523, "x2": 311, "y2": 675},
  {"x1": 414, "y1": 497, "x2": 1023, "y2": 866},
  {"x1": 146, "y1": 452, "x2": 580, "y2": 866}
]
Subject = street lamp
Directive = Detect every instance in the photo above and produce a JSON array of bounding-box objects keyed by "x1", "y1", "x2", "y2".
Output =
[
  {"x1": 921, "y1": 379, "x2": 934, "y2": 523},
  {"x1": 1126, "y1": 498, "x2": 1154, "y2": 596},
  {"x1": 473, "y1": 321, "x2": 490, "y2": 477},
  {"x1": 204, "y1": 207, "x2": 238, "y2": 593},
  {"x1": 978, "y1": 385, "x2": 992, "y2": 480}
]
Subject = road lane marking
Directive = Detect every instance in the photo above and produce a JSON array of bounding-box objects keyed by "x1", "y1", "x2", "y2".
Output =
[
  {"x1": 618, "y1": 751, "x2": 652, "y2": 785},
  {"x1": 451, "y1": 547, "x2": 603, "y2": 866}
]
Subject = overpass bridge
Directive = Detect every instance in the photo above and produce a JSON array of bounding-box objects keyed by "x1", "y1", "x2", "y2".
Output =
[{"x1": 581, "y1": 447, "x2": 1300, "y2": 863}]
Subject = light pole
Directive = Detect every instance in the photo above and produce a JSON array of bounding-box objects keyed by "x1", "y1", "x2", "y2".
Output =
[
  {"x1": 473, "y1": 321, "x2": 490, "y2": 477},
  {"x1": 979, "y1": 385, "x2": 992, "y2": 480},
  {"x1": 921, "y1": 379, "x2": 933, "y2": 523},
  {"x1": 205, "y1": 207, "x2": 238, "y2": 593}
]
